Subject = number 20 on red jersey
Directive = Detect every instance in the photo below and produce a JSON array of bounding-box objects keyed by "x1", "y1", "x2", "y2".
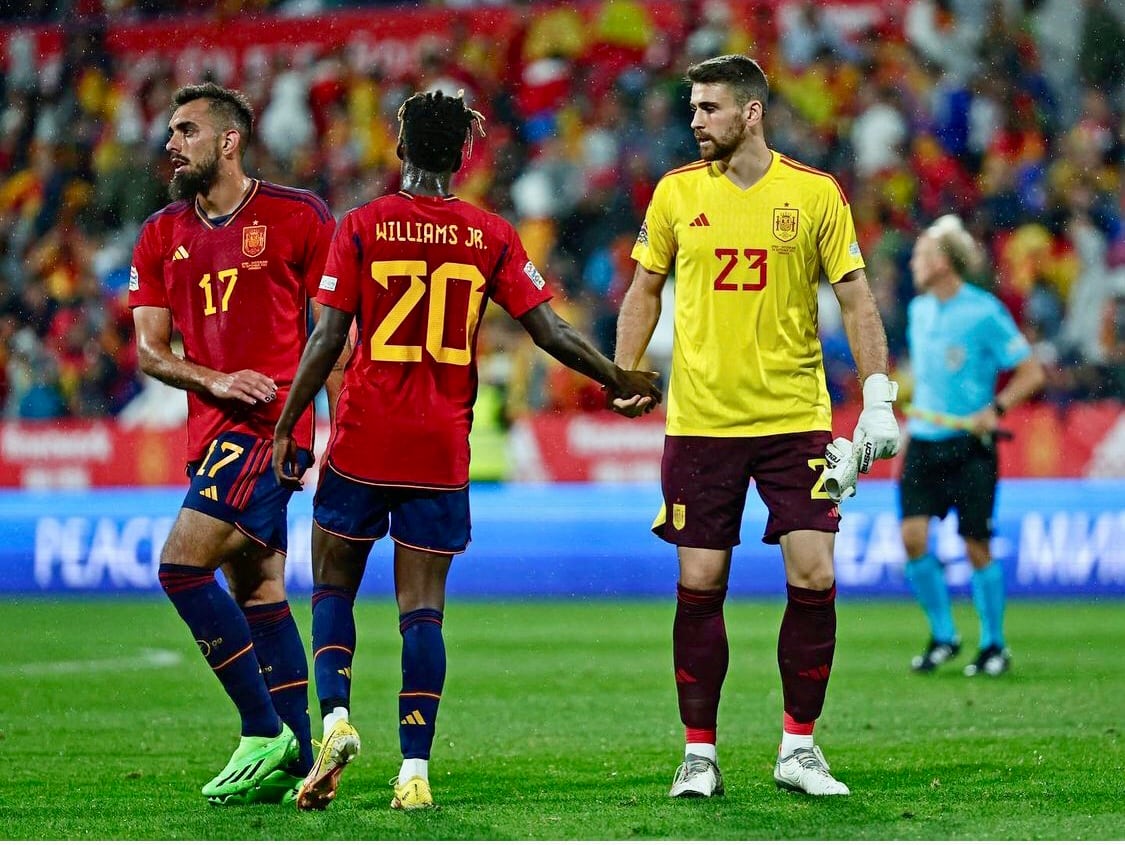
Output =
[{"x1": 367, "y1": 260, "x2": 486, "y2": 366}]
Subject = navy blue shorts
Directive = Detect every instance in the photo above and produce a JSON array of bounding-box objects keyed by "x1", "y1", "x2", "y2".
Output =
[
  {"x1": 313, "y1": 463, "x2": 471, "y2": 554},
  {"x1": 184, "y1": 431, "x2": 312, "y2": 554}
]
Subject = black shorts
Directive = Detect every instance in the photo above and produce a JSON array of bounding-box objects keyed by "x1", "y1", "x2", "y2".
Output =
[
  {"x1": 898, "y1": 435, "x2": 998, "y2": 540},
  {"x1": 653, "y1": 431, "x2": 840, "y2": 548}
]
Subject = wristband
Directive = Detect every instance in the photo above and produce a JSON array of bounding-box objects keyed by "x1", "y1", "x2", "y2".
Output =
[{"x1": 862, "y1": 373, "x2": 899, "y2": 405}]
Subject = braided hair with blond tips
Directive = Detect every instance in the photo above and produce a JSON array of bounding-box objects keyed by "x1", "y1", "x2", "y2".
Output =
[{"x1": 396, "y1": 89, "x2": 486, "y2": 174}]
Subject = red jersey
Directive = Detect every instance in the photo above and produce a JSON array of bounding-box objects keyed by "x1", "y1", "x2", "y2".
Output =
[
  {"x1": 318, "y1": 191, "x2": 552, "y2": 488},
  {"x1": 129, "y1": 180, "x2": 335, "y2": 462}
]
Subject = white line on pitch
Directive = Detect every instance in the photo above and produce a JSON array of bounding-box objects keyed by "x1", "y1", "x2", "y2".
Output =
[{"x1": 0, "y1": 648, "x2": 183, "y2": 676}]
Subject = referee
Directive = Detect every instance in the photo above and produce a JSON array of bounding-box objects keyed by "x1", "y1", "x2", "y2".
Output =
[{"x1": 900, "y1": 215, "x2": 1045, "y2": 677}]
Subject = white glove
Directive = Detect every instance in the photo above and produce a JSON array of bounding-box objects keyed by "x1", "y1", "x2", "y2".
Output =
[
  {"x1": 852, "y1": 373, "x2": 901, "y2": 473},
  {"x1": 822, "y1": 436, "x2": 858, "y2": 503}
]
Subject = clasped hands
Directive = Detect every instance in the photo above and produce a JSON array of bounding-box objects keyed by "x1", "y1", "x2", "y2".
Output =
[
  {"x1": 602, "y1": 370, "x2": 901, "y2": 502},
  {"x1": 606, "y1": 370, "x2": 663, "y2": 417}
]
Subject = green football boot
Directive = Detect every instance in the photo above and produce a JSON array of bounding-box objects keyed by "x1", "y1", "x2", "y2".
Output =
[
  {"x1": 207, "y1": 768, "x2": 304, "y2": 806},
  {"x1": 202, "y1": 724, "x2": 298, "y2": 802}
]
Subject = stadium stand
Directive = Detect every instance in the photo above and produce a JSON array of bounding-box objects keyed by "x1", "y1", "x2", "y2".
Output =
[{"x1": 0, "y1": 0, "x2": 1122, "y2": 431}]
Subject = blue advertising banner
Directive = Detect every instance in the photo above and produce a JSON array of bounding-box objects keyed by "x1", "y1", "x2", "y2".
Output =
[{"x1": 1, "y1": 480, "x2": 1123, "y2": 597}]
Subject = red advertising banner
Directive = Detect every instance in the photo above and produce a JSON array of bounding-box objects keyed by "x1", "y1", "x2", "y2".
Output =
[
  {"x1": 0, "y1": 422, "x2": 323, "y2": 489},
  {"x1": 0, "y1": 402, "x2": 1120, "y2": 489},
  {"x1": 1, "y1": 0, "x2": 900, "y2": 89},
  {"x1": 509, "y1": 401, "x2": 1125, "y2": 483},
  {"x1": 0, "y1": 423, "x2": 183, "y2": 488}
]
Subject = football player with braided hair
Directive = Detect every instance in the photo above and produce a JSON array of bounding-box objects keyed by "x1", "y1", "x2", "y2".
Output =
[{"x1": 273, "y1": 89, "x2": 661, "y2": 811}]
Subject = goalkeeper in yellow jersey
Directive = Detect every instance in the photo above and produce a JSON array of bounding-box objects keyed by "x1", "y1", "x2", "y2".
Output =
[{"x1": 612, "y1": 54, "x2": 900, "y2": 798}]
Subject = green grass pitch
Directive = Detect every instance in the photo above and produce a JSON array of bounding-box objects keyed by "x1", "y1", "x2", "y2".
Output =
[{"x1": 1, "y1": 597, "x2": 1123, "y2": 840}]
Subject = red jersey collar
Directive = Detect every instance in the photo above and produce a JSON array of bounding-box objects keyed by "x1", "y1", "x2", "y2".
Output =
[
  {"x1": 397, "y1": 190, "x2": 459, "y2": 202},
  {"x1": 194, "y1": 179, "x2": 260, "y2": 228}
]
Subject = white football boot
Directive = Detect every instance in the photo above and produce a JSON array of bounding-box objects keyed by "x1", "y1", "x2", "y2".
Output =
[{"x1": 773, "y1": 745, "x2": 850, "y2": 796}]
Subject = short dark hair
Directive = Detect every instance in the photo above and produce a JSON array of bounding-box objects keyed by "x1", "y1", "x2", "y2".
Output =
[
  {"x1": 172, "y1": 83, "x2": 254, "y2": 155},
  {"x1": 397, "y1": 89, "x2": 485, "y2": 174},
  {"x1": 685, "y1": 54, "x2": 769, "y2": 110}
]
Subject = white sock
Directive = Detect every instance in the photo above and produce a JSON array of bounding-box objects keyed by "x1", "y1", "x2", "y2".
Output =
[
  {"x1": 399, "y1": 758, "x2": 429, "y2": 783},
  {"x1": 323, "y1": 706, "x2": 349, "y2": 735},
  {"x1": 779, "y1": 731, "x2": 815, "y2": 758},
  {"x1": 685, "y1": 742, "x2": 717, "y2": 763}
]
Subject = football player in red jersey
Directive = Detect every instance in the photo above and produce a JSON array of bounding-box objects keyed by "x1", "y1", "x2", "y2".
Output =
[
  {"x1": 272, "y1": 89, "x2": 661, "y2": 812},
  {"x1": 129, "y1": 83, "x2": 339, "y2": 805}
]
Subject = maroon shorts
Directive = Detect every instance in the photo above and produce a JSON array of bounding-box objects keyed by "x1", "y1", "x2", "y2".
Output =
[{"x1": 653, "y1": 431, "x2": 840, "y2": 548}]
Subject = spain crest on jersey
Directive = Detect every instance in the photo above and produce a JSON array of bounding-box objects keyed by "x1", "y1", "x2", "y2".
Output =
[
  {"x1": 672, "y1": 503, "x2": 686, "y2": 530},
  {"x1": 242, "y1": 225, "x2": 267, "y2": 258},
  {"x1": 773, "y1": 208, "x2": 799, "y2": 242}
]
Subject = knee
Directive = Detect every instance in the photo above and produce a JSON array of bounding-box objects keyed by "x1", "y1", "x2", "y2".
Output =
[
  {"x1": 789, "y1": 568, "x2": 835, "y2": 591},
  {"x1": 157, "y1": 562, "x2": 214, "y2": 598},
  {"x1": 158, "y1": 510, "x2": 226, "y2": 567},
  {"x1": 232, "y1": 578, "x2": 287, "y2": 607},
  {"x1": 227, "y1": 567, "x2": 287, "y2": 607},
  {"x1": 159, "y1": 523, "x2": 196, "y2": 566},
  {"x1": 781, "y1": 534, "x2": 834, "y2": 590},
  {"x1": 395, "y1": 583, "x2": 447, "y2": 615},
  {"x1": 902, "y1": 538, "x2": 928, "y2": 560},
  {"x1": 678, "y1": 572, "x2": 728, "y2": 592},
  {"x1": 964, "y1": 538, "x2": 992, "y2": 570},
  {"x1": 901, "y1": 524, "x2": 929, "y2": 560},
  {"x1": 786, "y1": 555, "x2": 836, "y2": 591},
  {"x1": 222, "y1": 549, "x2": 288, "y2": 606},
  {"x1": 677, "y1": 548, "x2": 731, "y2": 593},
  {"x1": 311, "y1": 527, "x2": 368, "y2": 592}
]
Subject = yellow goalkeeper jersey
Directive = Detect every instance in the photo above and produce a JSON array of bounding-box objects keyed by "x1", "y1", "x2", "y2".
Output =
[{"x1": 631, "y1": 151, "x2": 864, "y2": 437}]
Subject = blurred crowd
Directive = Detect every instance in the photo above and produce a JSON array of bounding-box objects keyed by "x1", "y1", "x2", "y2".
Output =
[
  {"x1": 1, "y1": 0, "x2": 1124, "y2": 426},
  {"x1": 0, "y1": 1, "x2": 512, "y2": 25}
]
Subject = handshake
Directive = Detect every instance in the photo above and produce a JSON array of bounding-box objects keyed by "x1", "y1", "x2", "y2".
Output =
[
  {"x1": 606, "y1": 369, "x2": 663, "y2": 417},
  {"x1": 821, "y1": 375, "x2": 902, "y2": 504}
]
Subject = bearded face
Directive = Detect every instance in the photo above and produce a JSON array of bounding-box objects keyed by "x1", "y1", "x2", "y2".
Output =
[
  {"x1": 696, "y1": 119, "x2": 747, "y2": 162},
  {"x1": 169, "y1": 139, "x2": 221, "y2": 201},
  {"x1": 689, "y1": 82, "x2": 753, "y2": 163}
]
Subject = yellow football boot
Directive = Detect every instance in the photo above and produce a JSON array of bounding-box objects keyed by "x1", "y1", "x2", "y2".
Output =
[
  {"x1": 390, "y1": 775, "x2": 434, "y2": 810},
  {"x1": 295, "y1": 719, "x2": 360, "y2": 811}
]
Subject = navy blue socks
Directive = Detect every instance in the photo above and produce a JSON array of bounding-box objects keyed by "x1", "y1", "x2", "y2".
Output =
[
  {"x1": 310, "y1": 584, "x2": 358, "y2": 717},
  {"x1": 243, "y1": 601, "x2": 313, "y2": 775},
  {"x1": 398, "y1": 608, "x2": 446, "y2": 760},
  {"x1": 158, "y1": 564, "x2": 280, "y2": 738}
]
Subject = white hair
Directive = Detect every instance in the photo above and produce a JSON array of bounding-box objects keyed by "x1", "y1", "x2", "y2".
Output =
[{"x1": 925, "y1": 214, "x2": 985, "y2": 277}]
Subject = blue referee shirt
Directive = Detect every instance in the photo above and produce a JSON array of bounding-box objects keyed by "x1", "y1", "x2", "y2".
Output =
[{"x1": 906, "y1": 283, "x2": 1031, "y2": 442}]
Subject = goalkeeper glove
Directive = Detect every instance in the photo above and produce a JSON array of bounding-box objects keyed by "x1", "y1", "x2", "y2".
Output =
[
  {"x1": 852, "y1": 373, "x2": 901, "y2": 473},
  {"x1": 822, "y1": 436, "x2": 858, "y2": 503}
]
